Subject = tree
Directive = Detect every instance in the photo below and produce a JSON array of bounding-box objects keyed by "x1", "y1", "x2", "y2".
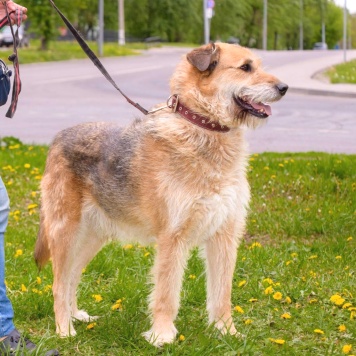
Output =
[{"x1": 26, "y1": 0, "x2": 350, "y2": 51}]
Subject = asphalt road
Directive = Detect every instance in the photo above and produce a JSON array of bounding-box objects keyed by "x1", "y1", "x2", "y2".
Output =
[{"x1": 0, "y1": 47, "x2": 355, "y2": 154}]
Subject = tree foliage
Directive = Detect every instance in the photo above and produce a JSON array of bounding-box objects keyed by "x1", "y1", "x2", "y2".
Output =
[{"x1": 27, "y1": 0, "x2": 352, "y2": 50}]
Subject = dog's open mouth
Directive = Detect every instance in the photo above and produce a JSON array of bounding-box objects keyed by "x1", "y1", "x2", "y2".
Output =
[{"x1": 234, "y1": 96, "x2": 271, "y2": 119}]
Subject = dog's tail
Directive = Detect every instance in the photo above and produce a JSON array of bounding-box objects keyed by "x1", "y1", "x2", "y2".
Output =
[{"x1": 34, "y1": 213, "x2": 51, "y2": 269}]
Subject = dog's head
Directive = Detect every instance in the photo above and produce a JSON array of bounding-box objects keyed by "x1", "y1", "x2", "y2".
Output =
[{"x1": 170, "y1": 43, "x2": 288, "y2": 129}]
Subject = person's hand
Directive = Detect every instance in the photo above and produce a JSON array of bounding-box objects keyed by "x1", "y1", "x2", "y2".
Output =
[{"x1": 0, "y1": 0, "x2": 28, "y2": 23}]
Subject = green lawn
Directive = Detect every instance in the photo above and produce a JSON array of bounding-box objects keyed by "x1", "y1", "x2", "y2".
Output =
[
  {"x1": 326, "y1": 59, "x2": 356, "y2": 84},
  {"x1": 0, "y1": 137, "x2": 355, "y2": 355},
  {"x1": 2, "y1": 40, "x2": 149, "y2": 65}
]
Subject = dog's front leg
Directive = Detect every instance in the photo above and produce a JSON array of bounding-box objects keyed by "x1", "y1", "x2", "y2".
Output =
[
  {"x1": 143, "y1": 235, "x2": 189, "y2": 347},
  {"x1": 203, "y1": 222, "x2": 241, "y2": 336}
]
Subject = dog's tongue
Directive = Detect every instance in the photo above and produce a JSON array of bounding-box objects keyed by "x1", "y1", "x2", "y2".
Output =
[{"x1": 251, "y1": 101, "x2": 272, "y2": 116}]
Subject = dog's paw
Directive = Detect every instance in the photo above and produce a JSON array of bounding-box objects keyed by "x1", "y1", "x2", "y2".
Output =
[
  {"x1": 214, "y1": 321, "x2": 244, "y2": 338},
  {"x1": 72, "y1": 309, "x2": 99, "y2": 322},
  {"x1": 142, "y1": 325, "x2": 178, "y2": 347},
  {"x1": 56, "y1": 326, "x2": 77, "y2": 338}
]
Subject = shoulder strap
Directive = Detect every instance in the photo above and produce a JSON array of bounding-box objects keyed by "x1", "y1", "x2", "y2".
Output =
[{"x1": 1, "y1": 1, "x2": 23, "y2": 118}]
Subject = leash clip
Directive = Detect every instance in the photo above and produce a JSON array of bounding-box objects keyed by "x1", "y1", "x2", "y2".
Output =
[
  {"x1": 146, "y1": 94, "x2": 179, "y2": 115},
  {"x1": 167, "y1": 94, "x2": 179, "y2": 112}
]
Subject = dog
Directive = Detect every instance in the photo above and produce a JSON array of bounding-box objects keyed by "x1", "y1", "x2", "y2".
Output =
[{"x1": 34, "y1": 43, "x2": 287, "y2": 346}]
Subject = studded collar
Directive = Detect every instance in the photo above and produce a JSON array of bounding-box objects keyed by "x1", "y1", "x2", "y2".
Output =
[{"x1": 170, "y1": 95, "x2": 230, "y2": 133}]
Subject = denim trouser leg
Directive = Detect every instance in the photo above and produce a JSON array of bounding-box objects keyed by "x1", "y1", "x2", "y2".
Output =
[{"x1": 0, "y1": 177, "x2": 15, "y2": 337}]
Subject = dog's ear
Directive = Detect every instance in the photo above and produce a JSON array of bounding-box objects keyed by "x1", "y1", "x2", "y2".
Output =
[{"x1": 186, "y1": 43, "x2": 220, "y2": 72}]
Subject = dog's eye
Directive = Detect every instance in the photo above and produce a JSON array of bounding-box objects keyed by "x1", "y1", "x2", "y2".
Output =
[{"x1": 239, "y1": 63, "x2": 252, "y2": 72}]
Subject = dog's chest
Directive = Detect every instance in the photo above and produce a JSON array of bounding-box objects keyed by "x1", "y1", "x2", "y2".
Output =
[{"x1": 163, "y1": 159, "x2": 249, "y2": 243}]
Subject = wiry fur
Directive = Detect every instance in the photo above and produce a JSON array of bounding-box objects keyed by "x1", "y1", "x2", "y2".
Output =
[{"x1": 34, "y1": 43, "x2": 287, "y2": 346}]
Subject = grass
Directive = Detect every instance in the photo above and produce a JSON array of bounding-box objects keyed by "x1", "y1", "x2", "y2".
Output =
[
  {"x1": 326, "y1": 59, "x2": 356, "y2": 84},
  {"x1": 0, "y1": 137, "x2": 355, "y2": 355},
  {"x1": 1, "y1": 40, "x2": 150, "y2": 65}
]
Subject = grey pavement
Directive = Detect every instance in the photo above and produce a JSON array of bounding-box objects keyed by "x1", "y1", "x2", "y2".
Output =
[{"x1": 264, "y1": 49, "x2": 356, "y2": 98}]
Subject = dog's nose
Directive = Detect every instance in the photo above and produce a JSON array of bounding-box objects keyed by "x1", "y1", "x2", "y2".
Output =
[{"x1": 276, "y1": 83, "x2": 288, "y2": 96}]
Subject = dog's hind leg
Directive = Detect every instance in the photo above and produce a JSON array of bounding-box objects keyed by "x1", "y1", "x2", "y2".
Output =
[
  {"x1": 40, "y1": 161, "x2": 85, "y2": 337},
  {"x1": 68, "y1": 229, "x2": 104, "y2": 323},
  {"x1": 50, "y1": 219, "x2": 81, "y2": 337},
  {"x1": 202, "y1": 221, "x2": 242, "y2": 336},
  {"x1": 143, "y1": 234, "x2": 190, "y2": 347}
]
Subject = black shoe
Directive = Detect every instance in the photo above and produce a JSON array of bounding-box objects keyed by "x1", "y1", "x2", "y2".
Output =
[{"x1": 0, "y1": 329, "x2": 59, "y2": 356}]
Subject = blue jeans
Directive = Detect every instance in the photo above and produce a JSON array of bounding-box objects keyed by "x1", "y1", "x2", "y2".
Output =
[{"x1": 0, "y1": 176, "x2": 15, "y2": 337}]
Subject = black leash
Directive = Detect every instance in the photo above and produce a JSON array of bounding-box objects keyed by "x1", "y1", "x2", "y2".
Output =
[{"x1": 48, "y1": 0, "x2": 150, "y2": 115}]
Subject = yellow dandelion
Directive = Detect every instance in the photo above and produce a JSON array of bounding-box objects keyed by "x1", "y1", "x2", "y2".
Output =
[
  {"x1": 24, "y1": 163, "x2": 30, "y2": 169},
  {"x1": 14, "y1": 249, "x2": 23, "y2": 258},
  {"x1": 263, "y1": 166, "x2": 270, "y2": 170},
  {"x1": 238, "y1": 280, "x2": 246, "y2": 287},
  {"x1": 347, "y1": 237, "x2": 353, "y2": 242},
  {"x1": 314, "y1": 329, "x2": 324, "y2": 335},
  {"x1": 27, "y1": 203, "x2": 38, "y2": 210},
  {"x1": 179, "y1": 335, "x2": 185, "y2": 341},
  {"x1": 271, "y1": 175, "x2": 276, "y2": 179},
  {"x1": 309, "y1": 255, "x2": 318, "y2": 260},
  {"x1": 309, "y1": 299, "x2": 318, "y2": 304},
  {"x1": 189, "y1": 274, "x2": 196, "y2": 279},
  {"x1": 87, "y1": 323, "x2": 96, "y2": 330},
  {"x1": 286, "y1": 260, "x2": 292, "y2": 266},
  {"x1": 281, "y1": 313, "x2": 292, "y2": 319},
  {"x1": 351, "y1": 311, "x2": 356, "y2": 320},
  {"x1": 92, "y1": 294, "x2": 103, "y2": 302},
  {"x1": 278, "y1": 163, "x2": 284, "y2": 167},
  {"x1": 44, "y1": 285, "x2": 52, "y2": 292},
  {"x1": 144, "y1": 252, "x2": 150, "y2": 257},
  {"x1": 338, "y1": 324, "x2": 347, "y2": 332},
  {"x1": 36, "y1": 277, "x2": 42, "y2": 285},
  {"x1": 343, "y1": 303, "x2": 352, "y2": 309},
  {"x1": 249, "y1": 298, "x2": 258, "y2": 302},
  {"x1": 234, "y1": 305, "x2": 244, "y2": 314},
  {"x1": 269, "y1": 338, "x2": 285, "y2": 345},
  {"x1": 263, "y1": 278, "x2": 274, "y2": 285},
  {"x1": 21, "y1": 284, "x2": 27, "y2": 292},
  {"x1": 31, "y1": 191, "x2": 37, "y2": 198},
  {"x1": 285, "y1": 296, "x2": 292, "y2": 304},
  {"x1": 336, "y1": 256, "x2": 342, "y2": 259},
  {"x1": 244, "y1": 319, "x2": 253, "y2": 325},
  {"x1": 273, "y1": 292, "x2": 283, "y2": 300},
  {"x1": 264, "y1": 286, "x2": 274, "y2": 295},
  {"x1": 111, "y1": 300, "x2": 122, "y2": 311},
  {"x1": 123, "y1": 244, "x2": 133, "y2": 249},
  {"x1": 249, "y1": 242, "x2": 262, "y2": 249},
  {"x1": 330, "y1": 294, "x2": 345, "y2": 306},
  {"x1": 342, "y1": 345, "x2": 352, "y2": 354}
]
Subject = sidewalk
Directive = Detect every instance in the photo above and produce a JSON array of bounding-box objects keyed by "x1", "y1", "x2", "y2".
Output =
[{"x1": 269, "y1": 50, "x2": 356, "y2": 98}]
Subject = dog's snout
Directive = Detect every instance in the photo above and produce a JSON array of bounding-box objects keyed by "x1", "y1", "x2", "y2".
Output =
[{"x1": 276, "y1": 83, "x2": 288, "y2": 96}]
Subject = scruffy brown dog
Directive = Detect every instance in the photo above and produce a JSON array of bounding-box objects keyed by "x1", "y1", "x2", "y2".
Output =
[{"x1": 35, "y1": 43, "x2": 287, "y2": 346}]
